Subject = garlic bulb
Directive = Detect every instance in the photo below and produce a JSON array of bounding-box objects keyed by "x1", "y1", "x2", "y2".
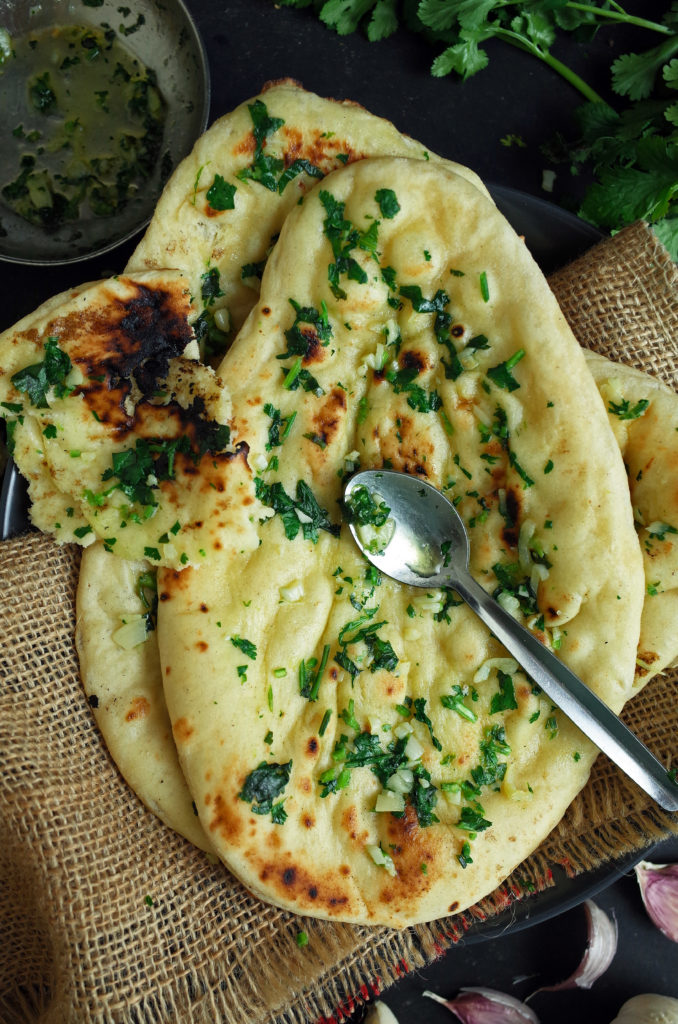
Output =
[
  {"x1": 423, "y1": 987, "x2": 539, "y2": 1023},
  {"x1": 635, "y1": 862, "x2": 678, "y2": 943},
  {"x1": 364, "y1": 1000, "x2": 400, "y2": 1024},
  {"x1": 609, "y1": 994, "x2": 678, "y2": 1023}
]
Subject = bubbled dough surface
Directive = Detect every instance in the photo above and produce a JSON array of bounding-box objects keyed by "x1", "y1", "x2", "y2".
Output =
[{"x1": 157, "y1": 158, "x2": 645, "y2": 927}]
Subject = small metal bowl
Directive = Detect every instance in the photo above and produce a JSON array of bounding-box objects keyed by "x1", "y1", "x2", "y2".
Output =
[{"x1": 0, "y1": 0, "x2": 210, "y2": 266}]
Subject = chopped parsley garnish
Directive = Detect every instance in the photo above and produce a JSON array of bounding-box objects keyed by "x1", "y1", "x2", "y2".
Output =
[
  {"x1": 319, "y1": 189, "x2": 380, "y2": 300},
  {"x1": 608, "y1": 397, "x2": 650, "y2": 420},
  {"x1": 509, "y1": 450, "x2": 535, "y2": 489},
  {"x1": 457, "y1": 806, "x2": 492, "y2": 833},
  {"x1": 385, "y1": 363, "x2": 442, "y2": 413},
  {"x1": 200, "y1": 266, "x2": 224, "y2": 306},
  {"x1": 299, "y1": 644, "x2": 330, "y2": 700},
  {"x1": 230, "y1": 635, "x2": 257, "y2": 659},
  {"x1": 343, "y1": 484, "x2": 391, "y2": 527},
  {"x1": 136, "y1": 569, "x2": 158, "y2": 631},
  {"x1": 333, "y1": 606, "x2": 398, "y2": 679},
  {"x1": 192, "y1": 308, "x2": 230, "y2": 360},
  {"x1": 239, "y1": 760, "x2": 292, "y2": 821},
  {"x1": 406, "y1": 696, "x2": 443, "y2": 752},
  {"x1": 441, "y1": 685, "x2": 477, "y2": 722},
  {"x1": 280, "y1": 361, "x2": 324, "y2": 396},
  {"x1": 264, "y1": 403, "x2": 296, "y2": 449},
  {"x1": 486, "y1": 349, "x2": 525, "y2": 392},
  {"x1": 410, "y1": 763, "x2": 439, "y2": 827},
  {"x1": 303, "y1": 431, "x2": 327, "y2": 449},
  {"x1": 236, "y1": 99, "x2": 285, "y2": 192},
  {"x1": 205, "y1": 174, "x2": 237, "y2": 211},
  {"x1": 647, "y1": 522, "x2": 678, "y2": 541},
  {"x1": 492, "y1": 561, "x2": 540, "y2": 617},
  {"x1": 278, "y1": 298, "x2": 332, "y2": 361},
  {"x1": 490, "y1": 670, "x2": 519, "y2": 714},
  {"x1": 98, "y1": 426, "x2": 230, "y2": 513},
  {"x1": 458, "y1": 840, "x2": 473, "y2": 869},
  {"x1": 30, "y1": 71, "x2": 57, "y2": 114},
  {"x1": 375, "y1": 187, "x2": 400, "y2": 218},
  {"x1": 254, "y1": 477, "x2": 340, "y2": 543},
  {"x1": 11, "y1": 337, "x2": 73, "y2": 408},
  {"x1": 340, "y1": 698, "x2": 361, "y2": 732},
  {"x1": 241, "y1": 258, "x2": 267, "y2": 280},
  {"x1": 277, "y1": 158, "x2": 324, "y2": 194}
]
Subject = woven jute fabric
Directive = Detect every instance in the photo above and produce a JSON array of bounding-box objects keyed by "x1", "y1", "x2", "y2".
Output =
[{"x1": 1, "y1": 221, "x2": 677, "y2": 1024}]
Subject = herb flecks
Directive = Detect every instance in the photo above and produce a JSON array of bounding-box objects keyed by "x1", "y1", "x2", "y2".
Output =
[
  {"x1": 254, "y1": 477, "x2": 340, "y2": 543},
  {"x1": 278, "y1": 298, "x2": 332, "y2": 361},
  {"x1": 11, "y1": 337, "x2": 73, "y2": 408},
  {"x1": 319, "y1": 189, "x2": 380, "y2": 300},
  {"x1": 239, "y1": 760, "x2": 292, "y2": 823}
]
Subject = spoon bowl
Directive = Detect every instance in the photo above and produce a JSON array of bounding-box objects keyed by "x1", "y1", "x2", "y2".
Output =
[{"x1": 344, "y1": 468, "x2": 678, "y2": 812}]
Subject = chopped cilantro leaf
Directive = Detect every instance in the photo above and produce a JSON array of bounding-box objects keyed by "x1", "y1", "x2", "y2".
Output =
[
  {"x1": 375, "y1": 187, "x2": 400, "y2": 218},
  {"x1": 490, "y1": 670, "x2": 519, "y2": 714},
  {"x1": 608, "y1": 397, "x2": 650, "y2": 420},
  {"x1": 343, "y1": 484, "x2": 391, "y2": 527},
  {"x1": 236, "y1": 100, "x2": 285, "y2": 192},
  {"x1": 278, "y1": 158, "x2": 324, "y2": 194},
  {"x1": 200, "y1": 267, "x2": 224, "y2": 307},
  {"x1": 231, "y1": 635, "x2": 257, "y2": 659},
  {"x1": 206, "y1": 174, "x2": 237, "y2": 211},
  {"x1": 486, "y1": 349, "x2": 525, "y2": 392},
  {"x1": 11, "y1": 337, "x2": 73, "y2": 409},
  {"x1": 239, "y1": 760, "x2": 292, "y2": 820}
]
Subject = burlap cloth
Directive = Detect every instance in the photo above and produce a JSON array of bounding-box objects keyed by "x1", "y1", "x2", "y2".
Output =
[{"x1": 1, "y1": 222, "x2": 677, "y2": 1024}]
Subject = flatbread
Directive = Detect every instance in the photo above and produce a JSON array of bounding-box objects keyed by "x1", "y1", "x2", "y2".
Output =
[
  {"x1": 74, "y1": 544, "x2": 213, "y2": 852},
  {"x1": 73, "y1": 79, "x2": 495, "y2": 847},
  {"x1": 156, "y1": 157, "x2": 644, "y2": 926},
  {"x1": 0, "y1": 271, "x2": 261, "y2": 568},
  {"x1": 127, "y1": 78, "x2": 491, "y2": 357},
  {"x1": 585, "y1": 350, "x2": 678, "y2": 687}
]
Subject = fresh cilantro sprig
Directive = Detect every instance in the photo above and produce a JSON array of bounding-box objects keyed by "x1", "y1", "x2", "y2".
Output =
[{"x1": 274, "y1": 0, "x2": 678, "y2": 256}]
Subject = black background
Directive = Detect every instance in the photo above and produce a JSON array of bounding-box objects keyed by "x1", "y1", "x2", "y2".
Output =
[{"x1": 2, "y1": 2, "x2": 678, "y2": 1021}]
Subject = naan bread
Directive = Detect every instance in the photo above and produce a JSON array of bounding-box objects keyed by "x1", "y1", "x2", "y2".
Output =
[
  {"x1": 157, "y1": 157, "x2": 644, "y2": 926},
  {"x1": 0, "y1": 271, "x2": 261, "y2": 568},
  {"x1": 75, "y1": 545, "x2": 213, "y2": 852},
  {"x1": 74, "y1": 79, "x2": 495, "y2": 846},
  {"x1": 127, "y1": 79, "x2": 491, "y2": 355},
  {"x1": 585, "y1": 350, "x2": 678, "y2": 687}
]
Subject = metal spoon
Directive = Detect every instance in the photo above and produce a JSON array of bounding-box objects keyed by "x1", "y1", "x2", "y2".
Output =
[{"x1": 344, "y1": 468, "x2": 678, "y2": 812}]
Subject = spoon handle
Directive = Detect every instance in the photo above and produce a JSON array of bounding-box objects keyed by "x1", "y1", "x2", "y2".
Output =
[{"x1": 453, "y1": 572, "x2": 678, "y2": 812}]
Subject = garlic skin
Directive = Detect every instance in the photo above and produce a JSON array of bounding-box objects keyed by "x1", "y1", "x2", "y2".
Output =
[
  {"x1": 423, "y1": 987, "x2": 540, "y2": 1023},
  {"x1": 364, "y1": 1001, "x2": 400, "y2": 1024},
  {"x1": 535, "y1": 899, "x2": 617, "y2": 992},
  {"x1": 610, "y1": 994, "x2": 678, "y2": 1023},
  {"x1": 635, "y1": 862, "x2": 678, "y2": 943}
]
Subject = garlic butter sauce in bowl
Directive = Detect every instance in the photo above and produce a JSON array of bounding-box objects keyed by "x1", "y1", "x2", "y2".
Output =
[{"x1": 0, "y1": 0, "x2": 210, "y2": 265}]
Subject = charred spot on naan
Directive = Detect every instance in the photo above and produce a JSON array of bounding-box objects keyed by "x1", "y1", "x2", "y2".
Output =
[
  {"x1": 56, "y1": 275, "x2": 192, "y2": 403},
  {"x1": 256, "y1": 858, "x2": 354, "y2": 915}
]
